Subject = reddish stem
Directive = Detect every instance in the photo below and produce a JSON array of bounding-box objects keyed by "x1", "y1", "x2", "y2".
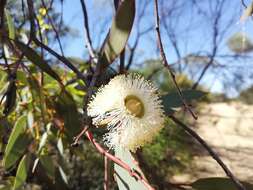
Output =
[
  {"x1": 104, "y1": 156, "x2": 109, "y2": 190},
  {"x1": 85, "y1": 131, "x2": 155, "y2": 190}
]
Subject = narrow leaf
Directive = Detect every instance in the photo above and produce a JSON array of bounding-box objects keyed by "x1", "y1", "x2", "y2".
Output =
[
  {"x1": 3, "y1": 115, "x2": 30, "y2": 169},
  {"x1": 161, "y1": 90, "x2": 206, "y2": 115},
  {"x1": 13, "y1": 154, "x2": 31, "y2": 190},
  {"x1": 114, "y1": 147, "x2": 147, "y2": 190},
  {"x1": 100, "y1": 0, "x2": 135, "y2": 71},
  {"x1": 5, "y1": 9, "x2": 15, "y2": 39},
  {"x1": 3, "y1": 80, "x2": 16, "y2": 116},
  {"x1": 57, "y1": 138, "x2": 64, "y2": 156},
  {"x1": 191, "y1": 177, "x2": 253, "y2": 190},
  {"x1": 58, "y1": 166, "x2": 68, "y2": 185},
  {"x1": 14, "y1": 40, "x2": 62, "y2": 83},
  {"x1": 54, "y1": 91, "x2": 81, "y2": 141},
  {"x1": 40, "y1": 155, "x2": 55, "y2": 179}
]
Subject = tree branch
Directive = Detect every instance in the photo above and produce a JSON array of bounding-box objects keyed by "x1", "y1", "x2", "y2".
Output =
[
  {"x1": 153, "y1": 0, "x2": 197, "y2": 120},
  {"x1": 41, "y1": 0, "x2": 65, "y2": 56},
  {"x1": 169, "y1": 115, "x2": 245, "y2": 190},
  {"x1": 85, "y1": 130, "x2": 155, "y2": 190},
  {"x1": 104, "y1": 156, "x2": 109, "y2": 190},
  {"x1": 80, "y1": 0, "x2": 96, "y2": 61},
  {"x1": 0, "y1": 0, "x2": 7, "y2": 29}
]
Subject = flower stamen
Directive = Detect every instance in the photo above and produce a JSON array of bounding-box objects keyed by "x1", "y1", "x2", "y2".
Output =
[{"x1": 124, "y1": 95, "x2": 144, "y2": 118}]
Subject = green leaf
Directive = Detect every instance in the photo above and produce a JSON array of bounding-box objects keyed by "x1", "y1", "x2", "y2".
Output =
[
  {"x1": 14, "y1": 40, "x2": 62, "y2": 83},
  {"x1": 161, "y1": 90, "x2": 206, "y2": 115},
  {"x1": 114, "y1": 148, "x2": 148, "y2": 190},
  {"x1": 13, "y1": 154, "x2": 31, "y2": 190},
  {"x1": 16, "y1": 71, "x2": 28, "y2": 85},
  {"x1": 38, "y1": 132, "x2": 48, "y2": 153},
  {"x1": 5, "y1": 10, "x2": 15, "y2": 39},
  {"x1": 3, "y1": 116, "x2": 31, "y2": 169},
  {"x1": 58, "y1": 166, "x2": 68, "y2": 185},
  {"x1": 191, "y1": 177, "x2": 253, "y2": 190},
  {"x1": 3, "y1": 80, "x2": 16, "y2": 116},
  {"x1": 0, "y1": 184, "x2": 12, "y2": 190},
  {"x1": 57, "y1": 138, "x2": 64, "y2": 156},
  {"x1": 100, "y1": 0, "x2": 135, "y2": 71},
  {"x1": 55, "y1": 91, "x2": 81, "y2": 141},
  {"x1": 40, "y1": 155, "x2": 55, "y2": 179}
]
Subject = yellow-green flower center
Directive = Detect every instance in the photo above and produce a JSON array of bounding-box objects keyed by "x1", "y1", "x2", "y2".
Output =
[{"x1": 124, "y1": 95, "x2": 144, "y2": 118}]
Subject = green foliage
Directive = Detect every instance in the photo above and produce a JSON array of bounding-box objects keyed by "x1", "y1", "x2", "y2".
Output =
[
  {"x1": 14, "y1": 40, "x2": 62, "y2": 84},
  {"x1": 191, "y1": 177, "x2": 253, "y2": 190},
  {"x1": 100, "y1": 0, "x2": 135, "y2": 71},
  {"x1": 3, "y1": 116, "x2": 32, "y2": 169},
  {"x1": 161, "y1": 90, "x2": 206, "y2": 115},
  {"x1": 238, "y1": 85, "x2": 253, "y2": 104},
  {"x1": 5, "y1": 9, "x2": 15, "y2": 39},
  {"x1": 54, "y1": 91, "x2": 82, "y2": 141},
  {"x1": 2, "y1": 80, "x2": 17, "y2": 116},
  {"x1": 114, "y1": 148, "x2": 147, "y2": 190},
  {"x1": 1, "y1": 0, "x2": 250, "y2": 189},
  {"x1": 141, "y1": 119, "x2": 193, "y2": 177},
  {"x1": 139, "y1": 59, "x2": 195, "y2": 92},
  {"x1": 13, "y1": 154, "x2": 31, "y2": 190}
]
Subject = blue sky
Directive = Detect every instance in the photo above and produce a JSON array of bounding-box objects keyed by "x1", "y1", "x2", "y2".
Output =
[{"x1": 55, "y1": 0, "x2": 253, "y2": 96}]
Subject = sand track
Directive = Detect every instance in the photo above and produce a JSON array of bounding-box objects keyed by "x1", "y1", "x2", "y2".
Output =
[{"x1": 171, "y1": 102, "x2": 253, "y2": 183}]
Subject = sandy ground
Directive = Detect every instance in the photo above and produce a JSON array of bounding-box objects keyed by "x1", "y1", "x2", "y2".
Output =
[{"x1": 171, "y1": 102, "x2": 253, "y2": 183}]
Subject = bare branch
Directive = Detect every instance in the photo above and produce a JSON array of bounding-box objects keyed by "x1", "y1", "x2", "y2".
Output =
[
  {"x1": 41, "y1": 0, "x2": 65, "y2": 56},
  {"x1": 80, "y1": 0, "x2": 96, "y2": 61},
  {"x1": 153, "y1": 0, "x2": 197, "y2": 120},
  {"x1": 104, "y1": 156, "x2": 109, "y2": 190},
  {"x1": 32, "y1": 38, "x2": 88, "y2": 86},
  {"x1": 85, "y1": 130, "x2": 155, "y2": 190},
  {"x1": 169, "y1": 115, "x2": 246, "y2": 190},
  {"x1": 0, "y1": 0, "x2": 7, "y2": 29},
  {"x1": 241, "y1": 0, "x2": 247, "y2": 8}
]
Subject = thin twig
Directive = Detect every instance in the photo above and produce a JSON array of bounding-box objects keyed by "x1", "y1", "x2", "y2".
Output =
[
  {"x1": 0, "y1": 0, "x2": 7, "y2": 29},
  {"x1": 241, "y1": 0, "x2": 247, "y2": 8},
  {"x1": 85, "y1": 130, "x2": 155, "y2": 190},
  {"x1": 80, "y1": 0, "x2": 97, "y2": 61},
  {"x1": 33, "y1": 38, "x2": 88, "y2": 86},
  {"x1": 104, "y1": 156, "x2": 109, "y2": 190},
  {"x1": 26, "y1": 0, "x2": 88, "y2": 86},
  {"x1": 71, "y1": 125, "x2": 90, "y2": 147},
  {"x1": 41, "y1": 0, "x2": 65, "y2": 56},
  {"x1": 169, "y1": 115, "x2": 245, "y2": 190},
  {"x1": 153, "y1": 0, "x2": 197, "y2": 120},
  {"x1": 26, "y1": 0, "x2": 36, "y2": 39}
]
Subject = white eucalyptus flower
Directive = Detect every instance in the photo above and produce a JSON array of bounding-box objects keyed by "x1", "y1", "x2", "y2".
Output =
[{"x1": 87, "y1": 74, "x2": 165, "y2": 152}]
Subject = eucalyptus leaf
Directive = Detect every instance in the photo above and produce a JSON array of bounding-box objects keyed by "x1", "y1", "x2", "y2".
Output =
[
  {"x1": 114, "y1": 148, "x2": 148, "y2": 190},
  {"x1": 2, "y1": 80, "x2": 16, "y2": 116},
  {"x1": 40, "y1": 155, "x2": 55, "y2": 179},
  {"x1": 3, "y1": 116, "x2": 31, "y2": 169},
  {"x1": 54, "y1": 91, "x2": 81, "y2": 141},
  {"x1": 161, "y1": 90, "x2": 206, "y2": 115},
  {"x1": 58, "y1": 166, "x2": 68, "y2": 185},
  {"x1": 191, "y1": 177, "x2": 253, "y2": 190},
  {"x1": 57, "y1": 138, "x2": 64, "y2": 156},
  {"x1": 100, "y1": 0, "x2": 135, "y2": 71},
  {"x1": 5, "y1": 9, "x2": 15, "y2": 39},
  {"x1": 13, "y1": 154, "x2": 31, "y2": 190},
  {"x1": 14, "y1": 40, "x2": 62, "y2": 83}
]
